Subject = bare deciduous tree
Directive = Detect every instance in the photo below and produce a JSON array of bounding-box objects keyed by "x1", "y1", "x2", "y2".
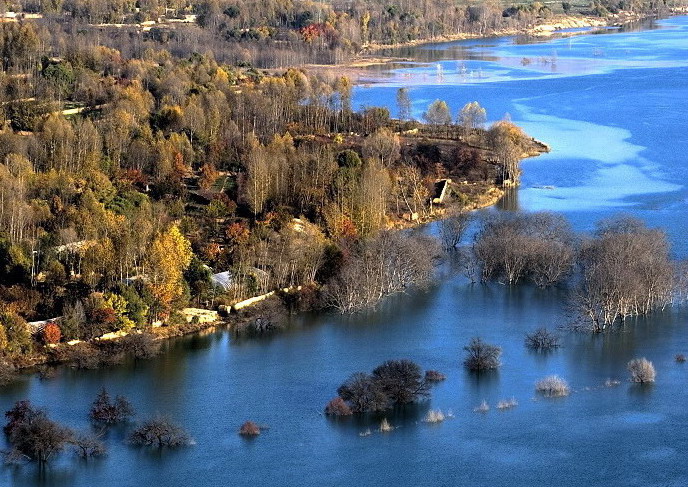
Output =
[
  {"x1": 324, "y1": 232, "x2": 439, "y2": 313},
  {"x1": 463, "y1": 337, "x2": 501, "y2": 371},
  {"x1": 439, "y1": 211, "x2": 470, "y2": 250},
  {"x1": 129, "y1": 416, "x2": 191, "y2": 448},
  {"x1": 575, "y1": 217, "x2": 673, "y2": 332}
]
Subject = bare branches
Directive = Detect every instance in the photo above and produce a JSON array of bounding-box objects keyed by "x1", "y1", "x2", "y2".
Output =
[
  {"x1": 473, "y1": 212, "x2": 576, "y2": 286},
  {"x1": 575, "y1": 217, "x2": 674, "y2": 332},
  {"x1": 439, "y1": 211, "x2": 470, "y2": 251},
  {"x1": 129, "y1": 416, "x2": 192, "y2": 448},
  {"x1": 463, "y1": 337, "x2": 501, "y2": 371},
  {"x1": 324, "y1": 232, "x2": 439, "y2": 313}
]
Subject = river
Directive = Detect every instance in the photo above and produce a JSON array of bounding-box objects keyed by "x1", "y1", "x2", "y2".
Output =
[{"x1": 2, "y1": 16, "x2": 688, "y2": 487}]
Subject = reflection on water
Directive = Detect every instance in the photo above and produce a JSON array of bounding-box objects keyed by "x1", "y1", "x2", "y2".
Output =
[{"x1": 496, "y1": 187, "x2": 520, "y2": 211}]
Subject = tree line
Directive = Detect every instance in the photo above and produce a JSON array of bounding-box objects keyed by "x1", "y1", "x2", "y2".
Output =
[
  {"x1": 5, "y1": 0, "x2": 674, "y2": 69},
  {"x1": 464, "y1": 212, "x2": 684, "y2": 332},
  {"x1": 0, "y1": 18, "x2": 537, "y2": 367}
]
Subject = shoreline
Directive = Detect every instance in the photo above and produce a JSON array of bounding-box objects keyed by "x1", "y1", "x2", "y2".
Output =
[
  {"x1": 305, "y1": 12, "x2": 661, "y2": 81},
  {"x1": 0, "y1": 11, "x2": 631, "y2": 379}
]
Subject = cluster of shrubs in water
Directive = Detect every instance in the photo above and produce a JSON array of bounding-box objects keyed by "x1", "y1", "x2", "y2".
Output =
[
  {"x1": 1, "y1": 389, "x2": 193, "y2": 465},
  {"x1": 326, "y1": 331, "x2": 661, "y2": 420},
  {"x1": 2, "y1": 387, "x2": 269, "y2": 466},
  {"x1": 3, "y1": 332, "x2": 665, "y2": 465},
  {"x1": 325, "y1": 359, "x2": 443, "y2": 416}
]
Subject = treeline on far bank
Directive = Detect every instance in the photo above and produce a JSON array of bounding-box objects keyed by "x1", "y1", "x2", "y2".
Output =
[{"x1": 6, "y1": 0, "x2": 678, "y2": 68}]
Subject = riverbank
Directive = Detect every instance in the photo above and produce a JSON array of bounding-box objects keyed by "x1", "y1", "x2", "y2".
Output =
[{"x1": 305, "y1": 12, "x2": 657, "y2": 82}]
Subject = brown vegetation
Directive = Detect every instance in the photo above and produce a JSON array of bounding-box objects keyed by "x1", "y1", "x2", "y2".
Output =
[
  {"x1": 463, "y1": 337, "x2": 501, "y2": 372},
  {"x1": 238, "y1": 421, "x2": 261, "y2": 436},
  {"x1": 335, "y1": 359, "x2": 430, "y2": 413},
  {"x1": 474, "y1": 212, "x2": 576, "y2": 286},
  {"x1": 524, "y1": 328, "x2": 561, "y2": 352},
  {"x1": 129, "y1": 416, "x2": 191, "y2": 448},
  {"x1": 89, "y1": 388, "x2": 135, "y2": 424},
  {"x1": 324, "y1": 232, "x2": 439, "y2": 313},
  {"x1": 575, "y1": 217, "x2": 674, "y2": 332},
  {"x1": 324, "y1": 397, "x2": 353, "y2": 416}
]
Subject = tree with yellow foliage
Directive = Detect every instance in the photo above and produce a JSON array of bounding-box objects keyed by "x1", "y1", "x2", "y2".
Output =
[{"x1": 145, "y1": 225, "x2": 193, "y2": 320}]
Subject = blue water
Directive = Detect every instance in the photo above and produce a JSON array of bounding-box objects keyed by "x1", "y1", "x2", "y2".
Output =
[
  {"x1": 2, "y1": 16, "x2": 688, "y2": 487},
  {"x1": 355, "y1": 16, "x2": 688, "y2": 254}
]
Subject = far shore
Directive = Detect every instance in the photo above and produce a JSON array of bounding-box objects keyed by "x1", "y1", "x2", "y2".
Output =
[{"x1": 304, "y1": 11, "x2": 663, "y2": 82}]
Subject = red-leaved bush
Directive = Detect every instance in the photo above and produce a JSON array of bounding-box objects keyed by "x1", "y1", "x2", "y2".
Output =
[
  {"x1": 324, "y1": 397, "x2": 352, "y2": 416},
  {"x1": 42, "y1": 322, "x2": 62, "y2": 345}
]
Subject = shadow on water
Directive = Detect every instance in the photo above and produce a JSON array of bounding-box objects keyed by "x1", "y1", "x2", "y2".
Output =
[
  {"x1": 464, "y1": 369, "x2": 501, "y2": 393},
  {"x1": 9, "y1": 463, "x2": 77, "y2": 487},
  {"x1": 326, "y1": 402, "x2": 431, "y2": 433}
]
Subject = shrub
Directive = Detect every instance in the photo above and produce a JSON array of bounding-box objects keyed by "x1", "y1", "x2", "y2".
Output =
[
  {"x1": 42, "y1": 322, "x2": 62, "y2": 345},
  {"x1": 239, "y1": 421, "x2": 261, "y2": 436},
  {"x1": 474, "y1": 400, "x2": 490, "y2": 413},
  {"x1": 424, "y1": 370, "x2": 446, "y2": 382},
  {"x1": 66, "y1": 343, "x2": 102, "y2": 369},
  {"x1": 463, "y1": 337, "x2": 501, "y2": 371},
  {"x1": 0, "y1": 361, "x2": 16, "y2": 386},
  {"x1": 119, "y1": 332, "x2": 161, "y2": 360},
  {"x1": 628, "y1": 358, "x2": 656, "y2": 383},
  {"x1": 379, "y1": 418, "x2": 394, "y2": 432},
  {"x1": 129, "y1": 416, "x2": 191, "y2": 448},
  {"x1": 675, "y1": 354, "x2": 686, "y2": 363},
  {"x1": 524, "y1": 328, "x2": 560, "y2": 352},
  {"x1": 72, "y1": 432, "x2": 106, "y2": 458},
  {"x1": 89, "y1": 388, "x2": 135, "y2": 424},
  {"x1": 496, "y1": 398, "x2": 518, "y2": 410},
  {"x1": 423, "y1": 409, "x2": 445, "y2": 423},
  {"x1": 337, "y1": 372, "x2": 389, "y2": 413},
  {"x1": 371, "y1": 359, "x2": 428, "y2": 405},
  {"x1": 535, "y1": 375, "x2": 570, "y2": 397},
  {"x1": 324, "y1": 397, "x2": 352, "y2": 416}
]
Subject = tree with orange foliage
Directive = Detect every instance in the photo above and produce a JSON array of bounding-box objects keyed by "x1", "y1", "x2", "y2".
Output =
[
  {"x1": 199, "y1": 163, "x2": 219, "y2": 190},
  {"x1": 42, "y1": 322, "x2": 61, "y2": 345}
]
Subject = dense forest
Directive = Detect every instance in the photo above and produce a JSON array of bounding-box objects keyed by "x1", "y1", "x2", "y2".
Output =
[{"x1": 0, "y1": 9, "x2": 544, "y2": 367}]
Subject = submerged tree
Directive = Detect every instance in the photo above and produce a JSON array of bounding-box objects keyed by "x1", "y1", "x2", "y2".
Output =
[
  {"x1": 371, "y1": 359, "x2": 429, "y2": 405},
  {"x1": 439, "y1": 211, "x2": 470, "y2": 250},
  {"x1": 474, "y1": 212, "x2": 576, "y2": 286},
  {"x1": 463, "y1": 337, "x2": 501, "y2": 371},
  {"x1": 4, "y1": 401, "x2": 74, "y2": 464},
  {"x1": 129, "y1": 416, "x2": 191, "y2": 448},
  {"x1": 575, "y1": 217, "x2": 673, "y2": 332},
  {"x1": 335, "y1": 359, "x2": 431, "y2": 413},
  {"x1": 89, "y1": 388, "x2": 135, "y2": 424},
  {"x1": 336, "y1": 372, "x2": 388, "y2": 413},
  {"x1": 324, "y1": 232, "x2": 438, "y2": 313}
]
